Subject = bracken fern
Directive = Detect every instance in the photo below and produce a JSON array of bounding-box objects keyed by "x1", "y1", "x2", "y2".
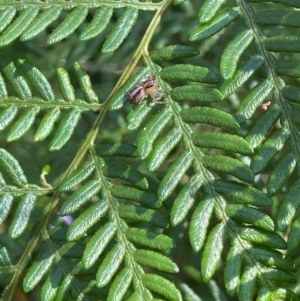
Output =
[{"x1": 0, "y1": 0, "x2": 300, "y2": 301}]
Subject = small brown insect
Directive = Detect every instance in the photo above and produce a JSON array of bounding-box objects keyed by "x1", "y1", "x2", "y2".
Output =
[{"x1": 129, "y1": 77, "x2": 163, "y2": 105}]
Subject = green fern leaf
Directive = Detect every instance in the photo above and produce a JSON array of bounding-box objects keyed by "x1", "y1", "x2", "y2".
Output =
[
  {"x1": 137, "y1": 106, "x2": 173, "y2": 159},
  {"x1": 190, "y1": 8, "x2": 240, "y2": 41},
  {"x1": 171, "y1": 173, "x2": 204, "y2": 226},
  {"x1": 0, "y1": 194, "x2": 14, "y2": 226},
  {"x1": 103, "y1": 163, "x2": 148, "y2": 190},
  {"x1": 96, "y1": 243, "x2": 125, "y2": 287},
  {"x1": 23, "y1": 249, "x2": 54, "y2": 292},
  {"x1": 20, "y1": 7, "x2": 62, "y2": 41},
  {"x1": 111, "y1": 185, "x2": 160, "y2": 209},
  {"x1": 49, "y1": 108, "x2": 82, "y2": 151},
  {"x1": 160, "y1": 64, "x2": 219, "y2": 83},
  {"x1": 201, "y1": 223, "x2": 226, "y2": 282},
  {"x1": 254, "y1": 9, "x2": 300, "y2": 27},
  {"x1": 192, "y1": 132, "x2": 253, "y2": 155},
  {"x1": 203, "y1": 155, "x2": 254, "y2": 183},
  {"x1": 291, "y1": 112, "x2": 300, "y2": 127},
  {"x1": 263, "y1": 268, "x2": 296, "y2": 283},
  {"x1": 0, "y1": 72, "x2": 7, "y2": 98},
  {"x1": 0, "y1": 148, "x2": 28, "y2": 186},
  {"x1": 150, "y1": 45, "x2": 199, "y2": 64},
  {"x1": 189, "y1": 195, "x2": 215, "y2": 252},
  {"x1": 148, "y1": 123, "x2": 182, "y2": 171},
  {"x1": 250, "y1": 246, "x2": 296, "y2": 271},
  {"x1": 127, "y1": 102, "x2": 152, "y2": 131},
  {"x1": 41, "y1": 266, "x2": 64, "y2": 301},
  {"x1": 7, "y1": 107, "x2": 40, "y2": 141},
  {"x1": 239, "y1": 227, "x2": 286, "y2": 249},
  {"x1": 55, "y1": 264, "x2": 83, "y2": 301},
  {"x1": 267, "y1": 152, "x2": 297, "y2": 196},
  {"x1": 282, "y1": 85, "x2": 300, "y2": 103},
  {"x1": 158, "y1": 150, "x2": 193, "y2": 201},
  {"x1": 74, "y1": 62, "x2": 99, "y2": 104},
  {"x1": 18, "y1": 59, "x2": 55, "y2": 100},
  {"x1": 102, "y1": 8, "x2": 138, "y2": 53},
  {"x1": 224, "y1": 244, "x2": 242, "y2": 297},
  {"x1": 198, "y1": 0, "x2": 227, "y2": 23},
  {"x1": 181, "y1": 107, "x2": 240, "y2": 129},
  {"x1": 213, "y1": 180, "x2": 272, "y2": 206},
  {"x1": 134, "y1": 249, "x2": 179, "y2": 273},
  {"x1": 0, "y1": 7, "x2": 39, "y2": 46},
  {"x1": 250, "y1": 127, "x2": 290, "y2": 174},
  {"x1": 125, "y1": 228, "x2": 173, "y2": 250},
  {"x1": 220, "y1": 29, "x2": 254, "y2": 79},
  {"x1": 238, "y1": 265, "x2": 257, "y2": 301},
  {"x1": 60, "y1": 179, "x2": 102, "y2": 215},
  {"x1": 288, "y1": 216, "x2": 300, "y2": 251},
  {"x1": 264, "y1": 35, "x2": 300, "y2": 52},
  {"x1": 0, "y1": 106, "x2": 17, "y2": 130},
  {"x1": 67, "y1": 199, "x2": 109, "y2": 241},
  {"x1": 142, "y1": 274, "x2": 183, "y2": 301},
  {"x1": 34, "y1": 108, "x2": 61, "y2": 141},
  {"x1": 0, "y1": 244, "x2": 12, "y2": 267},
  {"x1": 118, "y1": 204, "x2": 168, "y2": 228},
  {"x1": 235, "y1": 80, "x2": 273, "y2": 124},
  {"x1": 60, "y1": 159, "x2": 95, "y2": 191},
  {"x1": 80, "y1": 6, "x2": 113, "y2": 41},
  {"x1": 245, "y1": 104, "x2": 282, "y2": 149},
  {"x1": 225, "y1": 204, "x2": 274, "y2": 231},
  {"x1": 275, "y1": 59, "x2": 300, "y2": 77},
  {"x1": 0, "y1": 8, "x2": 17, "y2": 32},
  {"x1": 221, "y1": 55, "x2": 265, "y2": 97},
  {"x1": 277, "y1": 178, "x2": 300, "y2": 231},
  {"x1": 0, "y1": 54, "x2": 32, "y2": 99},
  {"x1": 266, "y1": 288, "x2": 299, "y2": 301},
  {"x1": 256, "y1": 287, "x2": 271, "y2": 301},
  {"x1": 47, "y1": 7, "x2": 89, "y2": 44},
  {"x1": 83, "y1": 220, "x2": 117, "y2": 269},
  {"x1": 56, "y1": 68, "x2": 75, "y2": 102},
  {"x1": 9, "y1": 193, "x2": 37, "y2": 238},
  {"x1": 171, "y1": 85, "x2": 223, "y2": 102}
]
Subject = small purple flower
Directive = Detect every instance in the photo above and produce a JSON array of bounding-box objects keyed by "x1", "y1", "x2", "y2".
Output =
[{"x1": 61, "y1": 215, "x2": 74, "y2": 226}]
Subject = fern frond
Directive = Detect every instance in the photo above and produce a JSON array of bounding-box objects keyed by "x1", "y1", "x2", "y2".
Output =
[
  {"x1": 2, "y1": 0, "x2": 300, "y2": 299},
  {"x1": 0, "y1": 2, "x2": 157, "y2": 49},
  {"x1": 49, "y1": 147, "x2": 181, "y2": 300},
  {"x1": 0, "y1": 56, "x2": 101, "y2": 148}
]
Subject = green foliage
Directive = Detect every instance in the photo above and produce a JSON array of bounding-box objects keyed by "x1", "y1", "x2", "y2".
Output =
[{"x1": 0, "y1": 0, "x2": 300, "y2": 301}]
